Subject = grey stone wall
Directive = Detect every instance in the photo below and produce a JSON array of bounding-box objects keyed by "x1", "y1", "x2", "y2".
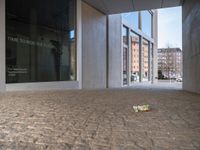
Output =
[
  {"x1": 82, "y1": 2, "x2": 107, "y2": 89},
  {"x1": 0, "y1": 0, "x2": 5, "y2": 92},
  {"x1": 182, "y1": 0, "x2": 200, "y2": 93}
]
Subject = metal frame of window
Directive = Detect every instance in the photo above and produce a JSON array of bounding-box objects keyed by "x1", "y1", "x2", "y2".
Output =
[{"x1": 121, "y1": 10, "x2": 155, "y2": 86}]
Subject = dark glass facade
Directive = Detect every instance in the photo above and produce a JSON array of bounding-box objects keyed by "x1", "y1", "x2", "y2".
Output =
[{"x1": 6, "y1": 0, "x2": 76, "y2": 83}]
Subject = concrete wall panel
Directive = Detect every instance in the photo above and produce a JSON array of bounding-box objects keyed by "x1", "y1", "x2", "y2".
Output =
[
  {"x1": 182, "y1": 0, "x2": 200, "y2": 93},
  {"x1": 82, "y1": 2, "x2": 107, "y2": 89},
  {"x1": 153, "y1": 10, "x2": 158, "y2": 83},
  {"x1": 77, "y1": 0, "x2": 82, "y2": 89},
  {"x1": 108, "y1": 14, "x2": 122, "y2": 88},
  {"x1": 0, "y1": 0, "x2": 6, "y2": 92}
]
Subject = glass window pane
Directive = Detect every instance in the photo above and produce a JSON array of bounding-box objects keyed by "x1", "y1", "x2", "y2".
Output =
[
  {"x1": 122, "y1": 26, "x2": 128, "y2": 85},
  {"x1": 122, "y1": 12, "x2": 139, "y2": 29},
  {"x1": 130, "y1": 32, "x2": 140, "y2": 83},
  {"x1": 141, "y1": 11, "x2": 152, "y2": 37},
  {"x1": 142, "y1": 39, "x2": 149, "y2": 81},
  {"x1": 122, "y1": 26, "x2": 128, "y2": 45},
  {"x1": 150, "y1": 43, "x2": 154, "y2": 81},
  {"x1": 123, "y1": 47, "x2": 128, "y2": 85},
  {"x1": 6, "y1": 0, "x2": 76, "y2": 83}
]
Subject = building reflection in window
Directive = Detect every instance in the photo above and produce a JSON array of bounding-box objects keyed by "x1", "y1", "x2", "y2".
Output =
[
  {"x1": 6, "y1": 0, "x2": 76, "y2": 83},
  {"x1": 130, "y1": 32, "x2": 140, "y2": 83},
  {"x1": 150, "y1": 43, "x2": 154, "y2": 81},
  {"x1": 122, "y1": 26, "x2": 129, "y2": 85},
  {"x1": 142, "y1": 39, "x2": 149, "y2": 81}
]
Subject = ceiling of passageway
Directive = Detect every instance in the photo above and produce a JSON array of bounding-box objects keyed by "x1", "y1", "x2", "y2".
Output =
[{"x1": 83, "y1": 0, "x2": 183, "y2": 14}]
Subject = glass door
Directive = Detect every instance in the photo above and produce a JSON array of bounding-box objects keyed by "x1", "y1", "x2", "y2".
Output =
[{"x1": 122, "y1": 26, "x2": 129, "y2": 85}]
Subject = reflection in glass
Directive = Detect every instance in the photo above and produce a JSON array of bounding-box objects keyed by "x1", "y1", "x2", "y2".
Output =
[
  {"x1": 150, "y1": 43, "x2": 154, "y2": 81},
  {"x1": 122, "y1": 12, "x2": 139, "y2": 29},
  {"x1": 123, "y1": 47, "x2": 128, "y2": 85},
  {"x1": 122, "y1": 26, "x2": 128, "y2": 85},
  {"x1": 130, "y1": 32, "x2": 140, "y2": 83},
  {"x1": 122, "y1": 27, "x2": 128, "y2": 45},
  {"x1": 6, "y1": 0, "x2": 76, "y2": 83},
  {"x1": 141, "y1": 11, "x2": 152, "y2": 37},
  {"x1": 142, "y1": 39, "x2": 149, "y2": 81}
]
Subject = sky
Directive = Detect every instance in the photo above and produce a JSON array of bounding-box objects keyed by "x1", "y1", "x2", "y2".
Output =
[{"x1": 158, "y1": 7, "x2": 182, "y2": 49}]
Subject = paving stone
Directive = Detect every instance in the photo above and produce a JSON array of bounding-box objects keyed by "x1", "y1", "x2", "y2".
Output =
[{"x1": 0, "y1": 84, "x2": 200, "y2": 150}]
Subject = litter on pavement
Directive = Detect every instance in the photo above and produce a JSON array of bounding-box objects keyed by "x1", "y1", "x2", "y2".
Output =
[{"x1": 133, "y1": 104, "x2": 150, "y2": 112}]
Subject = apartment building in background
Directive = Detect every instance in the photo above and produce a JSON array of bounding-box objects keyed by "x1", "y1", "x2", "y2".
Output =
[{"x1": 158, "y1": 48, "x2": 182, "y2": 78}]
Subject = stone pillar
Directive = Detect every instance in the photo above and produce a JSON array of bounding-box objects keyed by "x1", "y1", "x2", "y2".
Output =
[
  {"x1": 81, "y1": 1, "x2": 107, "y2": 89},
  {"x1": 108, "y1": 14, "x2": 122, "y2": 88},
  {"x1": 0, "y1": 0, "x2": 6, "y2": 92},
  {"x1": 152, "y1": 10, "x2": 158, "y2": 83},
  {"x1": 182, "y1": 0, "x2": 200, "y2": 93}
]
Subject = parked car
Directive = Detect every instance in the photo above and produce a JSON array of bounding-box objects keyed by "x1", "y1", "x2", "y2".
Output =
[
  {"x1": 131, "y1": 74, "x2": 138, "y2": 81},
  {"x1": 176, "y1": 77, "x2": 182, "y2": 82}
]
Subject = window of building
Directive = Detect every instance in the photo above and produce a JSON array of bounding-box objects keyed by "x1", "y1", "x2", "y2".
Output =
[
  {"x1": 150, "y1": 43, "x2": 154, "y2": 81},
  {"x1": 6, "y1": 0, "x2": 76, "y2": 83},
  {"x1": 141, "y1": 11, "x2": 152, "y2": 37},
  {"x1": 130, "y1": 32, "x2": 140, "y2": 83},
  {"x1": 122, "y1": 12, "x2": 139, "y2": 29},
  {"x1": 122, "y1": 26, "x2": 128, "y2": 46},
  {"x1": 142, "y1": 39, "x2": 149, "y2": 81},
  {"x1": 122, "y1": 26, "x2": 129, "y2": 85}
]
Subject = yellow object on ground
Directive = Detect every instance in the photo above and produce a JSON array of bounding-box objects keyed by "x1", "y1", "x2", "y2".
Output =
[{"x1": 133, "y1": 105, "x2": 150, "y2": 112}]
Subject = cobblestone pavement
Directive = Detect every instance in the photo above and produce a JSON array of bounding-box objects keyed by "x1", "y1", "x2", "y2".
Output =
[{"x1": 0, "y1": 86, "x2": 200, "y2": 150}]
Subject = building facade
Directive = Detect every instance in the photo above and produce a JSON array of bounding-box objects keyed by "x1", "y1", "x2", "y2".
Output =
[
  {"x1": 1, "y1": 0, "x2": 199, "y2": 93},
  {"x1": 158, "y1": 48, "x2": 182, "y2": 78},
  {"x1": 0, "y1": 0, "x2": 158, "y2": 91}
]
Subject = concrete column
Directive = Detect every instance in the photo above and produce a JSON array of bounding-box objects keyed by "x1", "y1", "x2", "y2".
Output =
[
  {"x1": 108, "y1": 14, "x2": 122, "y2": 88},
  {"x1": 81, "y1": 1, "x2": 107, "y2": 89},
  {"x1": 0, "y1": 0, "x2": 6, "y2": 92},
  {"x1": 152, "y1": 10, "x2": 158, "y2": 83},
  {"x1": 77, "y1": 0, "x2": 82, "y2": 89},
  {"x1": 182, "y1": 0, "x2": 200, "y2": 93}
]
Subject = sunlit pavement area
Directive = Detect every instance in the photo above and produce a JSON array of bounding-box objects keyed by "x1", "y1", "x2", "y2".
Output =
[{"x1": 0, "y1": 83, "x2": 200, "y2": 150}]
